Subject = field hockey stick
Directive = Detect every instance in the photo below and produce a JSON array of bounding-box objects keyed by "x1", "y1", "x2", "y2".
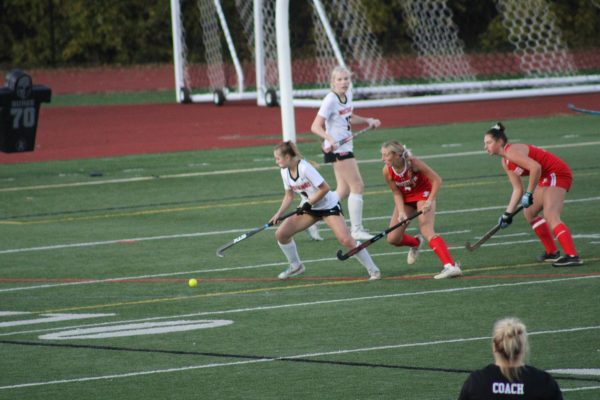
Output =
[
  {"x1": 322, "y1": 125, "x2": 373, "y2": 152},
  {"x1": 567, "y1": 103, "x2": 600, "y2": 116},
  {"x1": 216, "y1": 209, "x2": 299, "y2": 257},
  {"x1": 336, "y1": 210, "x2": 423, "y2": 261},
  {"x1": 465, "y1": 205, "x2": 524, "y2": 252}
]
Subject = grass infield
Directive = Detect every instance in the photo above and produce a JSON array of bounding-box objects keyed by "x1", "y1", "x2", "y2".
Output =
[
  {"x1": 47, "y1": 90, "x2": 175, "y2": 107},
  {"x1": 0, "y1": 115, "x2": 599, "y2": 399}
]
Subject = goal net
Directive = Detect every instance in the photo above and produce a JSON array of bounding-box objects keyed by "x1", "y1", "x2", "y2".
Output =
[{"x1": 171, "y1": 0, "x2": 600, "y2": 107}]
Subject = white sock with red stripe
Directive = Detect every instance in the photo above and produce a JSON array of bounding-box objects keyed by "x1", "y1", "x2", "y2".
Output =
[
  {"x1": 553, "y1": 223, "x2": 578, "y2": 257},
  {"x1": 531, "y1": 217, "x2": 558, "y2": 253}
]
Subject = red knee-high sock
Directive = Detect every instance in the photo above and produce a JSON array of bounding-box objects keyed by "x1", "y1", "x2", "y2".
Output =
[
  {"x1": 399, "y1": 234, "x2": 419, "y2": 247},
  {"x1": 531, "y1": 217, "x2": 558, "y2": 253},
  {"x1": 553, "y1": 223, "x2": 578, "y2": 256},
  {"x1": 428, "y1": 235, "x2": 454, "y2": 266}
]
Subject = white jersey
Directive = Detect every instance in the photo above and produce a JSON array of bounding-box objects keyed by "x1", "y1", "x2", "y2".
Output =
[
  {"x1": 280, "y1": 159, "x2": 339, "y2": 210},
  {"x1": 317, "y1": 90, "x2": 353, "y2": 153}
]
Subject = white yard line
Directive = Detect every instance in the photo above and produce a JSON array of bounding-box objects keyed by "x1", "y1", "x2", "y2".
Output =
[
  {"x1": 561, "y1": 385, "x2": 600, "y2": 392},
  {"x1": 1, "y1": 275, "x2": 598, "y2": 338},
  {"x1": 2, "y1": 141, "x2": 599, "y2": 193},
  {"x1": 1, "y1": 318, "x2": 599, "y2": 390},
  {"x1": 0, "y1": 237, "x2": 546, "y2": 293},
  {"x1": 2, "y1": 196, "x2": 599, "y2": 256}
]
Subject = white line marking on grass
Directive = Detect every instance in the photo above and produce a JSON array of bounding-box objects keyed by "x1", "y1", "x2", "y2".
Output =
[
  {"x1": 362, "y1": 140, "x2": 600, "y2": 164},
  {"x1": 0, "y1": 238, "x2": 544, "y2": 293},
  {"x1": 363, "y1": 196, "x2": 600, "y2": 222},
  {"x1": 284, "y1": 325, "x2": 600, "y2": 359},
  {"x1": 2, "y1": 141, "x2": 599, "y2": 193},
  {"x1": 0, "y1": 313, "x2": 115, "y2": 327},
  {"x1": 549, "y1": 369, "x2": 600, "y2": 377},
  {"x1": 0, "y1": 231, "x2": 220, "y2": 254},
  {"x1": 39, "y1": 320, "x2": 233, "y2": 340},
  {"x1": 1, "y1": 275, "x2": 598, "y2": 338},
  {"x1": 0, "y1": 260, "x2": 291, "y2": 293},
  {"x1": 1, "y1": 322, "x2": 599, "y2": 390},
  {"x1": 0, "y1": 167, "x2": 279, "y2": 192},
  {"x1": 561, "y1": 385, "x2": 600, "y2": 393},
  {"x1": 0, "y1": 359, "x2": 274, "y2": 390},
  {"x1": 573, "y1": 234, "x2": 600, "y2": 239},
  {"x1": 485, "y1": 232, "x2": 529, "y2": 239},
  {"x1": 0, "y1": 311, "x2": 29, "y2": 316},
  {"x1": 2, "y1": 196, "x2": 598, "y2": 255}
]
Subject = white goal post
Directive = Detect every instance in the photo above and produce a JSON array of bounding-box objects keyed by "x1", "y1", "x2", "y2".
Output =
[
  {"x1": 171, "y1": 0, "x2": 600, "y2": 117},
  {"x1": 277, "y1": 0, "x2": 600, "y2": 107},
  {"x1": 170, "y1": 0, "x2": 257, "y2": 105}
]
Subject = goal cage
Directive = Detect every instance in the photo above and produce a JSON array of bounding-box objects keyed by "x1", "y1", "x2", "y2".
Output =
[{"x1": 171, "y1": 0, "x2": 600, "y2": 108}]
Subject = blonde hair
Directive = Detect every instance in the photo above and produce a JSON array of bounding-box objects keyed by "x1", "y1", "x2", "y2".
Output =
[
  {"x1": 492, "y1": 317, "x2": 529, "y2": 381},
  {"x1": 330, "y1": 66, "x2": 352, "y2": 90},
  {"x1": 381, "y1": 140, "x2": 411, "y2": 157},
  {"x1": 382, "y1": 140, "x2": 413, "y2": 168},
  {"x1": 274, "y1": 141, "x2": 319, "y2": 168}
]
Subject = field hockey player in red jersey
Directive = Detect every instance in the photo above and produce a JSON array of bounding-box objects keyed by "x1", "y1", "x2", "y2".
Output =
[
  {"x1": 270, "y1": 141, "x2": 381, "y2": 281},
  {"x1": 484, "y1": 122, "x2": 583, "y2": 267},
  {"x1": 380, "y1": 140, "x2": 462, "y2": 279}
]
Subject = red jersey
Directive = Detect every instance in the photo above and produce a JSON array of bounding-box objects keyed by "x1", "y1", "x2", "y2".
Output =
[
  {"x1": 503, "y1": 144, "x2": 572, "y2": 190},
  {"x1": 387, "y1": 164, "x2": 432, "y2": 203}
]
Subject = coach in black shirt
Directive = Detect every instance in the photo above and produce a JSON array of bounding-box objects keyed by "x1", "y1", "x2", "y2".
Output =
[{"x1": 458, "y1": 317, "x2": 562, "y2": 400}]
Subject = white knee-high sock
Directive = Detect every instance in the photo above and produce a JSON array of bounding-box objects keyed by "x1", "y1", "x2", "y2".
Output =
[
  {"x1": 278, "y1": 239, "x2": 301, "y2": 266},
  {"x1": 348, "y1": 193, "x2": 364, "y2": 231},
  {"x1": 355, "y1": 247, "x2": 379, "y2": 273}
]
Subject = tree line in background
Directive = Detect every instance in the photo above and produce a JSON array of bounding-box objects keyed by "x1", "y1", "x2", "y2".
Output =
[{"x1": 1, "y1": 0, "x2": 599, "y2": 69}]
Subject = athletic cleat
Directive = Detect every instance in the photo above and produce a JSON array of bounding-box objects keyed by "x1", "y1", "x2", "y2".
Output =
[
  {"x1": 407, "y1": 234, "x2": 424, "y2": 265},
  {"x1": 368, "y1": 269, "x2": 381, "y2": 281},
  {"x1": 536, "y1": 251, "x2": 561, "y2": 263},
  {"x1": 434, "y1": 262, "x2": 463, "y2": 280},
  {"x1": 351, "y1": 228, "x2": 374, "y2": 241},
  {"x1": 306, "y1": 224, "x2": 324, "y2": 241},
  {"x1": 552, "y1": 255, "x2": 583, "y2": 267},
  {"x1": 278, "y1": 264, "x2": 305, "y2": 280}
]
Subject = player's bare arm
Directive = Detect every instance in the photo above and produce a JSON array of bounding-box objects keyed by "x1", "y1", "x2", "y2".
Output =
[
  {"x1": 502, "y1": 161, "x2": 525, "y2": 213},
  {"x1": 271, "y1": 190, "x2": 295, "y2": 224},
  {"x1": 351, "y1": 113, "x2": 381, "y2": 128},
  {"x1": 308, "y1": 181, "x2": 330, "y2": 205},
  {"x1": 311, "y1": 115, "x2": 336, "y2": 148},
  {"x1": 504, "y1": 144, "x2": 542, "y2": 191}
]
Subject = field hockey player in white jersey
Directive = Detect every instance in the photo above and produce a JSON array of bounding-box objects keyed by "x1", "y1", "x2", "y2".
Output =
[
  {"x1": 310, "y1": 65, "x2": 381, "y2": 241},
  {"x1": 270, "y1": 141, "x2": 381, "y2": 281}
]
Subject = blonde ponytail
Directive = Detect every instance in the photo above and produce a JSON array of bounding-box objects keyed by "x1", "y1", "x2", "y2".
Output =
[{"x1": 492, "y1": 317, "x2": 528, "y2": 381}]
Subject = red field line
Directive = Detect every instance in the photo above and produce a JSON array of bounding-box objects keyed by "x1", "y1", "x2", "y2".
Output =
[{"x1": 2, "y1": 271, "x2": 598, "y2": 284}]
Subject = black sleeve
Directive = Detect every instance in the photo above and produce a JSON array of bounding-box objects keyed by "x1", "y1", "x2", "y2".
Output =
[
  {"x1": 547, "y1": 376, "x2": 564, "y2": 400},
  {"x1": 457, "y1": 375, "x2": 473, "y2": 400}
]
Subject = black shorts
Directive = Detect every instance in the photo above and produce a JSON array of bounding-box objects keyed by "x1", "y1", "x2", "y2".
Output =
[
  {"x1": 305, "y1": 202, "x2": 344, "y2": 218},
  {"x1": 323, "y1": 151, "x2": 355, "y2": 164}
]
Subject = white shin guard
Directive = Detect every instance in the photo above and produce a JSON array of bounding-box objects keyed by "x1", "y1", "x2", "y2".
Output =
[
  {"x1": 348, "y1": 193, "x2": 365, "y2": 231},
  {"x1": 278, "y1": 239, "x2": 301, "y2": 267},
  {"x1": 355, "y1": 247, "x2": 379, "y2": 273}
]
